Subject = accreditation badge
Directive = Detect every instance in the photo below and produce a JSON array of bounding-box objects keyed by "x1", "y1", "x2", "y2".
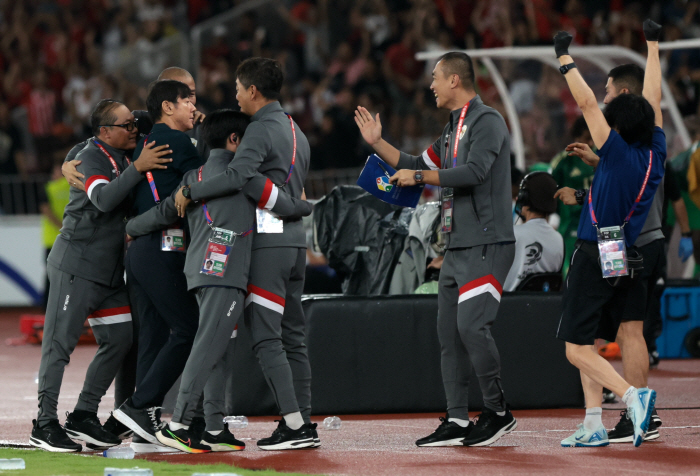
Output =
[
  {"x1": 161, "y1": 229, "x2": 186, "y2": 252},
  {"x1": 256, "y1": 209, "x2": 284, "y2": 233},
  {"x1": 200, "y1": 242, "x2": 230, "y2": 278},
  {"x1": 441, "y1": 187, "x2": 454, "y2": 233},
  {"x1": 597, "y1": 226, "x2": 628, "y2": 278}
]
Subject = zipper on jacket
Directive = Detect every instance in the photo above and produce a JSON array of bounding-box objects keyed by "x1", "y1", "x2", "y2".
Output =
[
  {"x1": 470, "y1": 195, "x2": 481, "y2": 224},
  {"x1": 69, "y1": 275, "x2": 75, "y2": 284},
  {"x1": 482, "y1": 245, "x2": 487, "y2": 260}
]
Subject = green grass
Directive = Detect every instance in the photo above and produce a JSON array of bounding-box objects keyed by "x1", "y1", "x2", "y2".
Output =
[{"x1": 0, "y1": 449, "x2": 313, "y2": 476}]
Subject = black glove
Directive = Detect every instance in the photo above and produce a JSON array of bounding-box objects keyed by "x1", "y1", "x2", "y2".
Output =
[
  {"x1": 643, "y1": 19, "x2": 662, "y2": 42},
  {"x1": 554, "y1": 31, "x2": 573, "y2": 58}
]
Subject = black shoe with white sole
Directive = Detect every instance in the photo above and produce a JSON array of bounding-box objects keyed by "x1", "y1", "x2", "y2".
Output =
[
  {"x1": 651, "y1": 409, "x2": 662, "y2": 427},
  {"x1": 462, "y1": 407, "x2": 517, "y2": 447},
  {"x1": 201, "y1": 423, "x2": 245, "y2": 452},
  {"x1": 310, "y1": 423, "x2": 321, "y2": 448},
  {"x1": 103, "y1": 412, "x2": 133, "y2": 439},
  {"x1": 64, "y1": 411, "x2": 120, "y2": 448},
  {"x1": 29, "y1": 419, "x2": 82, "y2": 453},
  {"x1": 131, "y1": 433, "x2": 172, "y2": 453},
  {"x1": 189, "y1": 416, "x2": 206, "y2": 442},
  {"x1": 416, "y1": 416, "x2": 471, "y2": 447},
  {"x1": 257, "y1": 419, "x2": 316, "y2": 450},
  {"x1": 156, "y1": 423, "x2": 212, "y2": 453},
  {"x1": 114, "y1": 398, "x2": 161, "y2": 444},
  {"x1": 608, "y1": 409, "x2": 660, "y2": 443}
]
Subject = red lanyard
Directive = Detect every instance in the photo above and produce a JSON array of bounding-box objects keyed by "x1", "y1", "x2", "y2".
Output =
[
  {"x1": 588, "y1": 150, "x2": 654, "y2": 227},
  {"x1": 198, "y1": 166, "x2": 253, "y2": 236},
  {"x1": 282, "y1": 113, "x2": 297, "y2": 185},
  {"x1": 93, "y1": 139, "x2": 130, "y2": 177},
  {"x1": 452, "y1": 102, "x2": 470, "y2": 168},
  {"x1": 143, "y1": 135, "x2": 161, "y2": 203}
]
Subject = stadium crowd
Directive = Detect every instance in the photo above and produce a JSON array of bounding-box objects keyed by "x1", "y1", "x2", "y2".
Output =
[{"x1": 1, "y1": 0, "x2": 700, "y2": 180}]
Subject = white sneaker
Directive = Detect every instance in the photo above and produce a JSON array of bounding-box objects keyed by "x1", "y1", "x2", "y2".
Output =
[
  {"x1": 561, "y1": 424, "x2": 609, "y2": 447},
  {"x1": 131, "y1": 434, "x2": 172, "y2": 453},
  {"x1": 627, "y1": 387, "x2": 656, "y2": 447}
]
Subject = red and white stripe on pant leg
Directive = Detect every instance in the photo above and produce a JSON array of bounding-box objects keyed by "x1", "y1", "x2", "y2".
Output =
[
  {"x1": 458, "y1": 275, "x2": 503, "y2": 304},
  {"x1": 245, "y1": 284, "x2": 285, "y2": 314},
  {"x1": 87, "y1": 306, "x2": 132, "y2": 326}
]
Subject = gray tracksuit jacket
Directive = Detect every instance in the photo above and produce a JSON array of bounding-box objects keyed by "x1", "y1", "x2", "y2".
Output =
[
  {"x1": 397, "y1": 95, "x2": 514, "y2": 249},
  {"x1": 188, "y1": 102, "x2": 310, "y2": 250},
  {"x1": 49, "y1": 139, "x2": 144, "y2": 287},
  {"x1": 125, "y1": 149, "x2": 312, "y2": 291}
]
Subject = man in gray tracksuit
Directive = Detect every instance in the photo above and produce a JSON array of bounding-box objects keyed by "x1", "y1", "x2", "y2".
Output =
[
  {"x1": 355, "y1": 52, "x2": 516, "y2": 447},
  {"x1": 30, "y1": 99, "x2": 167, "y2": 452},
  {"x1": 126, "y1": 109, "x2": 312, "y2": 453},
  {"x1": 174, "y1": 58, "x2": 315, "y2": 450}
]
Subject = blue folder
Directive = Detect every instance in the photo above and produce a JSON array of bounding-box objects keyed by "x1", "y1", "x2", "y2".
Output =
[{"x1": 356, "y1": 154, "x2": 424, "y2": 208}]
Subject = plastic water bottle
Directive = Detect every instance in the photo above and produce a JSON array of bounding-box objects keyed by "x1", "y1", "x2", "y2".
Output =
[
  {"x1": 34, "y1": 372, "x2": 39, "y2": 384},
  {"x1": 0, "y1": 459, "x2": 25, "y2": 470},
  {"x1": 323, "y1": 416, "x2": 341, "y2": 430},
  {"x1": 223, "y1": 416, "x2": 248, "y2": 429},
  {"x1": 103, "y1": 447, "x2": 135, "y2": 459},
  {"x1": 104, "y1": 468, "x2": 152, "y2": 476}
]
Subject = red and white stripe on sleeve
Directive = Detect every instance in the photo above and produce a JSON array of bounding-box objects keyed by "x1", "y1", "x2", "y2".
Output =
[
  {"x1": 257, "y1": 178, "x2": 279, "y2": 210},
  {"x1": 421, "y1": 145, "x2": 441, "y2": 170},
  {"x1": 86, "y1": 175, "x2": 111, "y2": 200}
]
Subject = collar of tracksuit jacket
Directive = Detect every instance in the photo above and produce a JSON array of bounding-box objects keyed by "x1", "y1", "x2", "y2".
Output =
[
  {"x1": 95, "y1": 138, "x2": 129, "y2": 161},
  {"x1": 447, "y1": 95, "x2": 481, "y2": 133},
  {"x1": 205, "y1": 148, "x2": 234, "y2": 166},
  {"x1": 251, "y1": 101, "x2": 284, "y2": 122}
]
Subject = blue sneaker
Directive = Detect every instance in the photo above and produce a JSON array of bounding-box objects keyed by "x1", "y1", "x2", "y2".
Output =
[
  {"x1": 561, "y1": 424, "x2": 609, "y2": 447},
  {"x1": 627, "y1": 387, "x2": 656, "y2": 447}
]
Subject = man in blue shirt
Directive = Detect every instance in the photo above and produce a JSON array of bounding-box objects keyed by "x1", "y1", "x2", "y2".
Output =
[{"x1": 551, "y1": 20, "x2": 664, "y2": 449}]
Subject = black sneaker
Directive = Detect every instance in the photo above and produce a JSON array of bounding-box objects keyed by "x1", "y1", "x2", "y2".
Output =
[
  {"x1": 189, "y1": 416, "x2": 206, "y2": 441},
  {"x1": 131, "y1": 433, "x2": 172, "y2": 453},
  {"x1": 114, "y1": 399, "x2": 161, "y2": 444},
  {"x1": 103, "y1": 412, "x2": 133, "y2": 439},
  {"x1": 29, "y1": 419, "x2": 82, "y2": 453},
  {"x1": 651, "y1": 408, "x2": 662, "y2": 427},
  {"x1": 257, "y1": 419, "x2": 315, "y2": 450},
  {"x1": 462, "y1": 407, "x2": 517, "y2": 447},
  {"x1": 608, "y1": 409, "x2": 660, "y2": 443},
  {"x1": 201, "y1": 423, "x2": 245, "y2": 452},
  {"x1": 310, "y1": 423, "x2": 321, "y2": 448},
  {"x1": 649, "y1": 351, "x2": 660, "y2": 369},
  {"x1": 64, "y1": 411, "x2": 120, "y2": 448},
  {"x1": 416, "y1": 416, "x2": 471, "y2": 447},
  {"x1": 156, "y1": 423, "x2": 212, "y2": 453}
]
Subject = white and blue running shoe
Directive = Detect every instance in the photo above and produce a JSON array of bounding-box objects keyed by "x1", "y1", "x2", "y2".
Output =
[
  {"x1": 561, "y1": 424, "x2": 609, "y2": 447},
  {"x1": 627, "y1": 387, "x2": 656, "y2": 447}
]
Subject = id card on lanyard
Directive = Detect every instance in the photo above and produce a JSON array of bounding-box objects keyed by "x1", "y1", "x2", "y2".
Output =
[
  {"x1": 590, "y1": 150, "x2": 653, "y2": 279},
  {"x1": 197, "y1": 166, "x2": 253, "y2": 277},
  {"x1": 441, "y1": 102, "x2": 469, "y2": 233},
  {"x1": 141, "y1": 135, "x2": 187, "y2": 252},
  {"x1": 256, "y1": 113, "x2": 297, "y2": 234}
]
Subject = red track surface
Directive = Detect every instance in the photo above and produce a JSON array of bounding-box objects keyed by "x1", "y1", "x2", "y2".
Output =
[{"x1": 2, "y1": 310, "x2": 699, "y2": 475}]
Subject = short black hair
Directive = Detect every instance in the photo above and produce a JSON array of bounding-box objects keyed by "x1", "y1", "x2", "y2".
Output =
[
  {"x1": 146, "y1": 80, "x2": 191, "y2": 122},
  {"x1": 608, "y1": 64, "x2": 644, "y2": 96},
  {"x1": 236, "y1": 57, "x2": 284, "y2": 101},
  {"x1": 436, "y1": 52, "x2": 475, "y2": 91},
  {"x1": 570, "y1": 116, "x2": 590, "y2": 140},
  {"x1": 91, "y1": 99, "x2": 122, "y2": 136},
  {"x1": 201, "y1": 109, "x2": 251, "y2": 149},
  {"x1": 603, "y1": 94, "x2": 655, "y2": 147}
]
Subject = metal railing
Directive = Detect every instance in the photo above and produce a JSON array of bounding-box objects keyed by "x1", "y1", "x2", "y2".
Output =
[{"x1": 0, "y1": 175, "x2": 49, "y2": 215}]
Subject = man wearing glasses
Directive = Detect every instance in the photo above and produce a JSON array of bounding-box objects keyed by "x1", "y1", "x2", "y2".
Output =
[{"x1": 31, "y1": 99, "x2": 170, "y2": 452}]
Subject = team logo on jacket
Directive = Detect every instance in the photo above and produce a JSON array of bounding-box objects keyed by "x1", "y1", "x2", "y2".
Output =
[
  {"x1": 376, "y1": 176, "x2": 393, "y2": 192},
  {"x1": 459, "y1": 125, "x2": 468, "y2": 140},
  {"x1": 191, "y1": 138, "x2": 198, "y2": 147}
]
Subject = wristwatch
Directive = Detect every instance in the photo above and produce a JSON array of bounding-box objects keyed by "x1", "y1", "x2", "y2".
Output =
[
  {"x1": 574, "y1": 188, "x2": 587, "y2": 205},
  {"x1": 182, "y1": 185, "x2": 191, "y2": 199},
  {"x1": 414, "y1": 170, "x2": 424, "y2": 183},
  {"x1": 559, "y1": 62, "x2": 577, "y2": 75}
]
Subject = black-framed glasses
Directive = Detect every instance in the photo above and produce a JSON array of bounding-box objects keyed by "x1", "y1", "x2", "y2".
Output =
[{"x1": 100, "y1": 118, "x2": 139, "y2": 131}]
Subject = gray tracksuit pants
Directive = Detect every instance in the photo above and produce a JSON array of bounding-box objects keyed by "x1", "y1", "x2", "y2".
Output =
[
  {"x1": 172, "y1": 286, "x2": 244, "y2": 426},
  {"x1": 438, "y1": 243, "x2": 514, "y2": 419},
  {"x1": 246, "y1": 247, "x2": 312, "y2": 422},
  {"x1": 37, "y1": 264, "x2": 133, "y2": 424},
  {"x1": 202, "y1": 331, "x2": 236, "y2": 431}
]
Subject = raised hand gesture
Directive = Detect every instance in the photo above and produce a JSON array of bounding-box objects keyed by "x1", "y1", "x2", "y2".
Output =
[{"x1": 354, "y1": 106, "x2": 383, "y2": 146}]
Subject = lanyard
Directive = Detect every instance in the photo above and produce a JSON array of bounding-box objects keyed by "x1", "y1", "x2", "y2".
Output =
[
  {"x1": 93, "y1": 139, "x2": 130, "y2": 177},
  {"x1": 451, "y1": 102, "x2": 470, "y2": 169},
  {"x1": 143, "y1": 135, "x2": 161, "y2": 203},
  {"x1": 588, "y1": 150, "x2": 654, "y2": 227},
  {"x1": 283, "y1": 113, "x2": 296, "y2": 185},
  {"x1": 198, "y1": 166, "x2": 253, "y2": 237}
]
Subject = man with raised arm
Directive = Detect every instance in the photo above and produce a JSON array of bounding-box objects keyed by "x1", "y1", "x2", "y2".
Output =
[
  {"x1": 551, "y1": 20, "x2": 664, "y2": 448},
  {"x1": 356, "y1": 52, "x2": 517, "y2": 447}
]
